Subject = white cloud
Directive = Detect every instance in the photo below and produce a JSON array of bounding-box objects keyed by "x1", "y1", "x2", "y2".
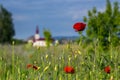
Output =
[
  {"x1": 68, "y1": 9, "x2": 87, "y2": 20},
  {"x1": 13, "y1": 15, "x2": 29, "y2": 21},
  {"x1": 98, "y1": 7, "x2": 105, "y2": 12},
  {"x1": 13, "y1": 14, "x2": 41, "y2": 22}
]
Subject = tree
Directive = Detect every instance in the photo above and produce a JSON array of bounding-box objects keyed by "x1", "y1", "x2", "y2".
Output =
[
  {"x1": 0, "y1": 5, "x2": 15, "y2": 43},
  {"x1": 43, "y1": 29, "x2": 52, "y2": 47},
  {"x1": 84, "y1": 0, "x2": 120, "y2": 48}
]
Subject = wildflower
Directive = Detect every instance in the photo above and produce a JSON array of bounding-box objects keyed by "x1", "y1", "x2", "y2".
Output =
[
  {"x1": 104, "y1": 66, "x2": 111, "y2": 74},
  {"x1": 27, "y1": 64, "x2": 33, "y2": 69},
  {"x1": 73, "y1": 22, "x2": 86, "y2": 32},
  {"x1": 33, "y1": 65, "x2": 40, "y2": 70},
  {"x1": 27, "y1": 64, "x2": 40, "y2": 70},
  {"x1": 64, "y1": 66, "x2": 75, "y2": 74}
]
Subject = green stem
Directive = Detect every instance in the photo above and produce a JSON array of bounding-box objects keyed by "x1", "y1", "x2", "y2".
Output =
[{"x1": 12, "y1": 41, "x2": 15, "y2": 76}]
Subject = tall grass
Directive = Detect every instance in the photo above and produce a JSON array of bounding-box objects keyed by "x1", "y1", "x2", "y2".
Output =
[{"x1": 0, "y1": 43, "x2": 120, "y2": 80}]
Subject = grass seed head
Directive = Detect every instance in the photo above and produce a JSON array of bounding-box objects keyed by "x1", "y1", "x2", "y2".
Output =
[
  {"x1": 43, "y1": 66, "x2": 49, "y2": 72},
  {"x1": 45, "y1": 54, "x2": 48, "y2": 59}
]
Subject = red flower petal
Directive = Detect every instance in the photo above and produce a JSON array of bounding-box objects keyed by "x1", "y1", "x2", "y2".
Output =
[
  {"x1": 27, "y1": 64, "x2": 33, "y2": 69},
  {"x1": 64, "y1": 66, "x2": 75, "y2": 74},
  {"x1": 73, "y1": 22, "x2": 86, "y2": 32},
  {"x1": 33, "y1": 65, "x2": 38, "y2": 70},
  {"x1": 104, "y1": 66, "x2": 111, "y2": 74}
]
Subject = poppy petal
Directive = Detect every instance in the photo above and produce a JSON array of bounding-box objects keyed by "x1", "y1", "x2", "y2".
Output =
[
  {"x1": 104, "y1": 66, "x2": 111, "y2": 74},
  {"x1": 64, "y1": 66, "x2": 75, "y2": 74},
  {"x1": 27, "y1": 64, "x2": 33, "y2": 69},
  {"x1": 73, "y1": 22, "x2": 86, "y2": 31}
]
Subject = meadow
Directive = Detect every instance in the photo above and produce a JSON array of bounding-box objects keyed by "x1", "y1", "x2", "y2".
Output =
[{"x1": 0, "y1": 43, "x2": 120, "y2": 80}]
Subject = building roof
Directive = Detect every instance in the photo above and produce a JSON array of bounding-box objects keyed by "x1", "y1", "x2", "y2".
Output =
[
  {"x1": 36, "y1": 38, "x2": 54, "y2": 41},
  {"x1": 36, "y1": 26, "x2": 39, "y2": 34}
]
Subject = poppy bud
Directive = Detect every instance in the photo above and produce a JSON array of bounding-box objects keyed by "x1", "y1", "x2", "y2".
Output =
[{"x1": 104, "y1": 66, "x2": 111, "y2": 74}]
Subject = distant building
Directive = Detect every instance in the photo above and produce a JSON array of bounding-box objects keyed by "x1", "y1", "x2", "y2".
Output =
[{"x1": 27, "y1": 26, "x2": 54, "y2": 47}]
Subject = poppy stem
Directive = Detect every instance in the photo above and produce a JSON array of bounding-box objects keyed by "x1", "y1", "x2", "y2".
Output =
[
  {"x1": 68, "y1": 74, "x2": 71, "y2": 80},
  {"x1": 79, "y1": 32, "x2": 83, "y2": 46}
]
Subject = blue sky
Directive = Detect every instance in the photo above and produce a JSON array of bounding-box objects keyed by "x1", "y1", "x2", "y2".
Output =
[{"x1": 0, "y1": 0, "x2": 119, "y2": 40}]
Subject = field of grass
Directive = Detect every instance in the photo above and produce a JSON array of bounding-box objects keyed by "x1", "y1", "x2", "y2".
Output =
[{"x1": 0, "y1": 43, "x2": 120, "y2": 80}]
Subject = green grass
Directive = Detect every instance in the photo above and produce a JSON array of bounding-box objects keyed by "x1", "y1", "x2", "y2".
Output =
[{"x1": 0, "y1": 43, "x2": 120, "y2": 80}]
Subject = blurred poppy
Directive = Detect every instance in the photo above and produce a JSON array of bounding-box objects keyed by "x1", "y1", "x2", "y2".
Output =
[
  {"x1": 33, "y1": 65, "x2": 39, "y2": 70},
  {"x1": 64, "y1": 66, "x2": 75, "y2": 74},
  {"x1": 73, "y1": 22, "x2": 86, "y2": 32},
  {"x1": 27, "y1": 64, "x2": 39, "y2": 70},
  {"x1": 27, "y1": 64, "x2": 33, "y2": 69},
  {"x1": 104, "y1": 66, "x2": 111, "y2": 74}
]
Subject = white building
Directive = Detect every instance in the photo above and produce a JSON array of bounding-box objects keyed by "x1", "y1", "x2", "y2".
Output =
[{"x1": 27, "y1": 26, "x2": 54, "y2": 47}]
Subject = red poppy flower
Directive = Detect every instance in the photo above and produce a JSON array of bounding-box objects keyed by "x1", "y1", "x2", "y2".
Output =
[
  {"x1": 73, "y1": 22, "x2": 86, "y2": 32},
  {"x1": 27, "y1": 64, "x2": 33, "y2": 69},
  {"x1": 64, "y1": 66, "x2": 75, "y2": 74},
  {"x1": 33, "y1": 65, "x2": 39, "y2": 70},
  {"x1": 104, "y1": 66, "x2": 111, "y2": 74}
]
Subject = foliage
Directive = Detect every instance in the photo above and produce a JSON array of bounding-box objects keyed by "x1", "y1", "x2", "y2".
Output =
[
  {"x1": 43, "y1": 29, "x2": 52, "y2": 47},
  {"x1": 84, "y1": 0, "x2": 120, "y2": 48},
  {"x1": 0, "y1": 5, "x2": 15, "y2": 43},
  {"x1": 12, "y1": 38, "x2": 26, "y2": 45}
]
